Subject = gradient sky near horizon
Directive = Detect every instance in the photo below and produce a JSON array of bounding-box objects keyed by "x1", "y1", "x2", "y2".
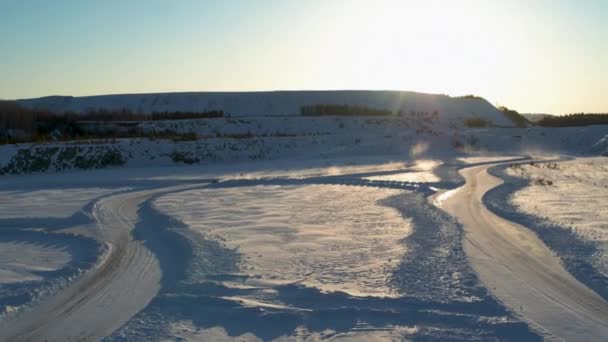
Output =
[{"x1": 0, "y1": 0, "x2": 606, "y2": 114}]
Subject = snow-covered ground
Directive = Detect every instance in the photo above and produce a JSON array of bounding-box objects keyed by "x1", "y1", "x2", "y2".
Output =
[
  {"x1": 0, "y1": 242, "x2": 70, "y2": 284},
  {"x1": 364, "y1": 160, "x2": 441, "y2": 183},
  {"x1": 507, "y1": 158, "x2": 608, "y2": 247},
  {"x1": 439, "y1": 161, "x2": 608, "y2": 340},
  {"x1": 3, "y1": 147, "x2": 608, "y2": 340},
  {"x1": 0, "y1": 186, "x2": 122, "y2": 319},
  {"x1": 102, "y1": 158, "x2": 538, "y2": 341},
  {"x1": 0, "y1": 104, "x2": 607, "y2": 340},
  {"x1": 1, "y1": 120, "x2": 606, "y2": 177},
  {"x1": 0, "y1": 188, "x2": 119, "y2": 219},
  {"x1": 494, "y1": 158, "x2": 608, "y2": 300},
  {"x1": 155, "y1": 185, "x2": 410, "y2": 298},
  {"x1": 0, "y1": 229, "x2": 101, "y2": 320}
]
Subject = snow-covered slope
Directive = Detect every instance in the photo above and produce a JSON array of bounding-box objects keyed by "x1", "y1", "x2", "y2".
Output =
[
  {"x1": 17, "y1": 90, "x2": 513, "y2": 126},
  {"x1": 522, "y1": 113, "x2": 555, "y2": 122}
]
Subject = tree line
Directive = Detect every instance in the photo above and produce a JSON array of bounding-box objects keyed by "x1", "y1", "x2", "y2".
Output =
[
  {"x1": 301, "y1": 104, "x2": 392, "y2": 116},
  {"x1": 498, "y1": 106, "x2": 530, "y2": 128},
  {"x1": 537, "y1": 113, "x2": 608, "y2": 127},
  {"x1": 0, "y1": 100, "x2": 224, "y2": 144},
  {"x1": 80, "y1": 108, "x2": 224, "y2": 121}
]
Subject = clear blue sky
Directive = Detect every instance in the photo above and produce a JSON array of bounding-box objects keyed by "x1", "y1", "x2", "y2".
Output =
[{"x1": 1, "y1": 0, "x2": 606, "y2": 114}]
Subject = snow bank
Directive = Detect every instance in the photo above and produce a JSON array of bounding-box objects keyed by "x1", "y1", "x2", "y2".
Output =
[{"x1": 485, "y1": 158, "x2": 608, "y2": 301}]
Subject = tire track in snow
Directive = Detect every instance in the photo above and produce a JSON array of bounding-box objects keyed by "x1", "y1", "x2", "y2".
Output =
[
  {"x1": 435, "y1": 160, "x2": 608, "y2": 341},
  {"x1": 0, "y1": 184, "x2": 203, "y2": 341}
]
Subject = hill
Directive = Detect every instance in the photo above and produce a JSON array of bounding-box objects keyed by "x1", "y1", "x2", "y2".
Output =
[
  {"x1": 522, "y1": 113, "x2": 556, "y2": 123},
  {"x1": 17, "y1": 90, "x2": 514, "y2": 126}
]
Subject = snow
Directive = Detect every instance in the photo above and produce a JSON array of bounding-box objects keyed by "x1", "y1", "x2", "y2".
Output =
[
  {"x1": 0, "y1": 229, "x2": 101, "y2": 320},
  {"x1": 0, "y1": 242, "x2": 70, "y2": 284},
  {"x1": 1, "y1": 109, "x2": 607, "y2": 177},
  {"x1": 439, "y1": 161, "x2": 608, "y2": 341},
  {"x1": 154, "y1": 185, "x2": 410, "y2": 298},
  {"x1": 1, "y1": 102, "x2": 607, "y2": 340},
  {"x1": 457, "y1": 156, "x2": 521, "y2": 164},
  {"x1": 108, "y1": 159, "x2": 537, "y2": 341},
  {"x1": 505, "y1": 157, "x2": 608, "y2": 282},
  {"x1": 0, "y1": 188, "x2": 118, "y2": 219},
  {"x1": 166, "y1": 321, "x2": 420, "y2": 342},
  {"x1": 364, "y1": 159, "x2": 441, "y2": 183}
]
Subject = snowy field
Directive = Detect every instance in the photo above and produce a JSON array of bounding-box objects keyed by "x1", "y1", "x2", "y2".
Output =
[
  {"x1": 2, "y1": 151, "x2": 608, "y2": 340},
  {"x1": 0, "y1": 187, "x2": 119, "y2": 319},
  {"x1": 493, "y1": 158, "x2": 608, "y2": 300},
  {"x1": 0, "y1": 188, "x2": 119, "y2": 219},
  {"x1": 0, "y1": 242, "x2": 70, "y2": 284},
  {"x1": 506, "y1": 158, "x2": 608, "y2": 248},
  {"x1": 154, "y1": 185, "x2": 410, "y2": 298},
  {"x1": 104, "y1": 157, "x2": 538, "y2": 341},
  {"x1": 1, "y1": 116, "x2": 607, "y2": 340}
]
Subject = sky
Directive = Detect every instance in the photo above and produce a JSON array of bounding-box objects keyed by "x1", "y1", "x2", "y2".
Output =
[{"x1": 0, "y1": 0, "x2": 606, "y2": 114}]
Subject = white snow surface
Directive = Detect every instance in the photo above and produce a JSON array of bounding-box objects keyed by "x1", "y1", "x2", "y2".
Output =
[
  {"x1": 0, "y1": 242, "x2": 70, "y2": 284},
  {"x1": 0, "y1": 188, "x2": 118, "y2": 219},
  {"x1": 506, "y1": 158, "x2": 608, "y2": 277},
  {"x1": 438, "y1": 161, "x2": 608, "y2": 340},
  {"x1": 154, "y1": 185, "x2": 410, "y2": 298},
  {"x1": 364, "y1": 159, "x2": 441, "y2": 183},
  {"x1": 166, "y1": 321, "x2": 419, "y2": 342}
]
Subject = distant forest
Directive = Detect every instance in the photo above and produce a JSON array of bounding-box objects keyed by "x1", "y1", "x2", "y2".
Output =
[
  {"x1": 0, "y1": 100, "x2": 224, "y2": 144},
  {"x1": 537, "y1": 113, "x2": 608, "y2": 127},
  {"x1": 498, "y1": 107, "x2": 530, "y2": 128},
  {"x1": 301, "y1": 104, "x2": 392, "y2": 116}
]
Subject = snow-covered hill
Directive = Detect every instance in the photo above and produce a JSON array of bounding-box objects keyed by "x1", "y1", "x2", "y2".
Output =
[
  {"x1": 17, "y1": 90, "x2": 513, "y2": 126},
  {"x1": 523, "y1": 113, "x2": 555, "y2": 122}
]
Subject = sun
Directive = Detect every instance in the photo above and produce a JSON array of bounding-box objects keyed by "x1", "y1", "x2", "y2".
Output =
[{"x1": 300, "y1": 0, "x2": 519, "y2": 98}]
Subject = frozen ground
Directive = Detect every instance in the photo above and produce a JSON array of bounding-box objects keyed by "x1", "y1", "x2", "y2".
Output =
[
  {"x1": 2, "y1": 89, "x2": 607, "y2": 340},
  {"x1": 507, "y1": 158, "x2": 608, "y2": 255},
  {"x1": 0, "y1": 188, "x2": 118, "y2": 219},
  {"x1": 0, "y1": 242, "x2": 70, "y2": 284},
  {"x1": 2, "y1": 152, "x2": 608, "y2": 340},
  {"x1": 154, "y1": 185, "x2": 409, "y2": 298},
  {"x1": 0, "y1": 230, "x2": 101, "y2": 320},
  {"x1": 107, "y1": 157, "x2": 537, "y2": 341},
  {"x1": 0, "y1": 187, "x2": 115, "y2": 319},
  {"x1": 364, "y1": 160, "x2": 441, "y2": 183},
  {"x1": 2, "y1": 118, "x2": 607, "y2": 176}
]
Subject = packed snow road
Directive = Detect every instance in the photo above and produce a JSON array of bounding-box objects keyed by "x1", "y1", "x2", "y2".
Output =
[
  {"x1": 435, "y1": 161, "x2": 608, "y2": 341},
  {"x1": 0, "y1": 184, "x2": 201, "y2": 341}
]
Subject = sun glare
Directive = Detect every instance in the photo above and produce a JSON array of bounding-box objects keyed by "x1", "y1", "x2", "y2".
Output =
[{"x1": 303, "y1": 0, "x2": 521, "y2": 98}]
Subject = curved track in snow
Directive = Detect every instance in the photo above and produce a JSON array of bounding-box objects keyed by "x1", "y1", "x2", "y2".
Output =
[
  {"x1": 3, "y1": 157, "x2": 608, "y2": 341},
  {"x1": 0, "y1": 185, "x2": 199, "y2": 341},
  {"x1": 435, "y1": 161, "x2": 608, "y2": 341}
]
